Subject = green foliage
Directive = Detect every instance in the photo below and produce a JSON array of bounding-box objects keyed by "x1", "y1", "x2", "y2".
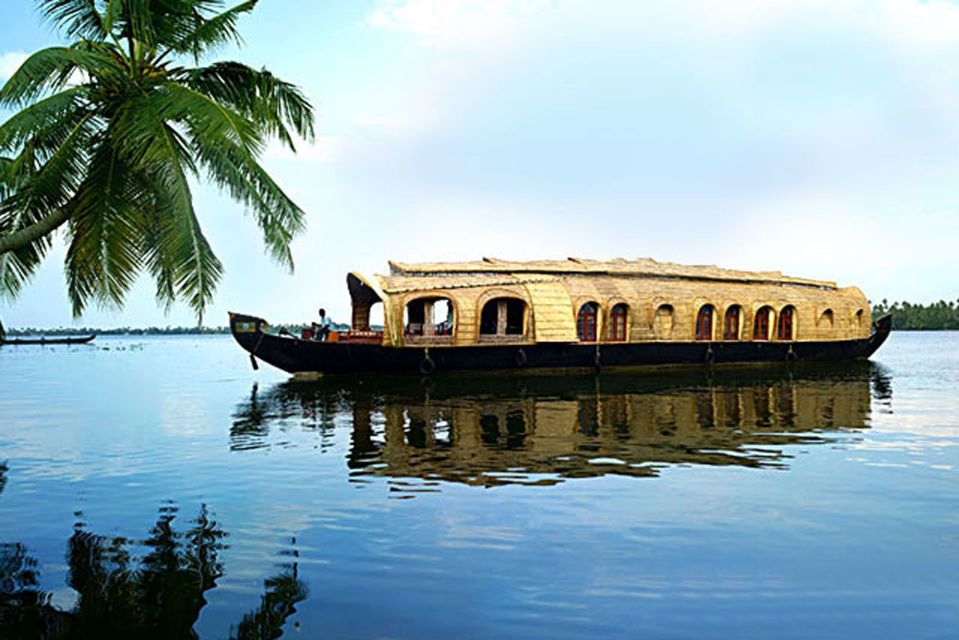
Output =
[
  {"x1": 5, "y1": 324, "x2": 229, "y2": 335},
  {"x1": 872, "y1": 299, "x2": 959, "y2": 330},
  {"x1": 0, "y1": 0, "x2": 315, "y2": 323}
]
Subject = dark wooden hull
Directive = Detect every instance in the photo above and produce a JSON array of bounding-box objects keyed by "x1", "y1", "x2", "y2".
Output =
[
  {"x1": 229, "y1": 312, "x2": 891, "y2": 376},
  {"x1": 0, "y1": 335, "x2": 96, "y2": 346}
]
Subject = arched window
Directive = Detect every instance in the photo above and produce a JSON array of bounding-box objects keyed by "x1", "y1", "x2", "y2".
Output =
[
  {"x1": 723, "y1": 305, "x2": 742, "y2": 340},
  {"x1": 819, "y1": 309, "x2": 834, "y2": 329},
  {"x1": 405, "y1": 297, "x2": 454, "y2": 341},
  {"x1": 754, "y1": 306, "x2": 774, "y2": 341},
  {"x1": 854, "y1": 309, "x2": 864, "y2": 330},
  {"x1": 479, "y1": 297, "x2": 526, "y2": 340},
  {"x1": 695, "y1": 305, "x2": 715, "y2": 341},
  {"x1": 653, "y1": 304, "x2": 674, "y2": 340},
  {"x1": 577, "y1": 302, "x2": 599, "y2": 342},
  {"x1": 777, "y1": 305, "x2": 796, "y2": 340},
  {"x1": 609, "y1": 304, "x2": 628, "y2": 342}
]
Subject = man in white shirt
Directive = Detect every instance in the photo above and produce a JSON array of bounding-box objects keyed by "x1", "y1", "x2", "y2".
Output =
[{"x1": 313, "y1": 308, "x2": 332, "y2": 341}]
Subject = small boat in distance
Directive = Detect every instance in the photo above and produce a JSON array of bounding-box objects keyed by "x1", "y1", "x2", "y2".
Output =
[
  {"x1": 0, "y1": 335, "x2": 96, "y2": 346},
  {"x1": 230, "y1": 257, "x2": 892, "y2": 376}
]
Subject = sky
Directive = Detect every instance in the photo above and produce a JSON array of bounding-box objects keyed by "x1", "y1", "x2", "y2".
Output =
[{"x1": 1, "y1": 0, "x2": 959, "y2": 328}]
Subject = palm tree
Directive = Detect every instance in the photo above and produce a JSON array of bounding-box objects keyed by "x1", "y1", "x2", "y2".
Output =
[{"x1": 0, "y1": 0, "x2": 314, "y2": 322}]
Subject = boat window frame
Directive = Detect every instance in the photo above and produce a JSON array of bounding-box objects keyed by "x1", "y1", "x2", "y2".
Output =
[
  {"x1": 723, "y1": 305, "x2": 742, "y2": 341},
  {"x1": 753, "y1": 306, "x2": 774, "y2": 341},
  {"x1": 695, "y1": 304, "x2": 716, "y2": 341},
  {"x1": 478, "y1": 296, "x2": 528, "y2": 342},
  {"x1": 608, "y1": 303, "x2": 629, "y2": 342},
  {"x1": 777, "y1": 305, "x2": 796, "y2": 341},
  {"x1": 403, "y1": 294, "x2": 456, "y2": 344},
  {"x1": 577, "y1": 301, "x2": 600, "y2": 342}
]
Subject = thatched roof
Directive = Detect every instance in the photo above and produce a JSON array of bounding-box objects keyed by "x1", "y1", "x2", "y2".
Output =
[
  {"x1": 369, "y1": 273, "x2": 557, "y2": 295},
  {"x1": 387, "y1": 257, "x2": 837, "y2": 290}
]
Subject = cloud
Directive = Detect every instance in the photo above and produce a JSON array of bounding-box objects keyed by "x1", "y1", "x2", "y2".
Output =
[
  {"x1": 368, "y1": 0, "x2": 552, "y2": 47},
  {"x1": 349, "y1": 0, "x2": 959, "y2": 301},
  {"x1": 0, "y1": 51, "x2": 28, "y2": 81}
]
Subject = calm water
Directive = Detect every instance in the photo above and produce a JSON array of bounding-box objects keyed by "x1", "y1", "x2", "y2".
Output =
[{"x1": 1, "y1": 332, "x2": 957, "y2": 639}]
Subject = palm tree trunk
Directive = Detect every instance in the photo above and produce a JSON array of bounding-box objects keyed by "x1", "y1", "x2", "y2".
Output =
[{"x1": 0, "y1": 208, "x2": 72, "y2": 255}]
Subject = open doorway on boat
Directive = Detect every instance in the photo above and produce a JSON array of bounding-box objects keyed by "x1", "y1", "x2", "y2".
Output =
[
  {"x1": 479, "y1": 297, "x2": 526, "y2": 342},
  {"x1": 405, "y1": 297, "x2": 454, "y2": 342},
  {"x1": 343, "y1": 273, "x2": 386, "y2": 342}
]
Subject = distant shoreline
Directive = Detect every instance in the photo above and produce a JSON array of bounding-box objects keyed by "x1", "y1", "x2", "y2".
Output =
[
  {"x1": 6, "y1": 326, "x2": 231, "y2": 336},
  {"x1": 4, "y1": 323, "x2": 352, "y2": 337}
]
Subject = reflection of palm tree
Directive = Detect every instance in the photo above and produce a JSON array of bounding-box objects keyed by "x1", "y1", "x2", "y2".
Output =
[
  {"x1": 229, "y1": 563, "x2": 308, "y2": 640},
  {"x1": 0, "y1": 504, "x2": 306, "y2": 638},
  {"x1": 0, "y1": 541, "x2": 67, "y2": 636},
  {"x1": 66, "y1": 504, "x2": 226, "y2": 637}
]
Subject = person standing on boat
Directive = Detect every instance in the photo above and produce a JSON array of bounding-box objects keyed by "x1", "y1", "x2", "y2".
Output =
[{"x1": 313, "y1": 308, "x2": 333, "y2": 341}]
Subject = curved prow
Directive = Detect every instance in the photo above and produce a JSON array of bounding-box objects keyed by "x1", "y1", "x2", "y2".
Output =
[
  {"x1": 229, "y1": 312, "x2": 269, "y2": 365},
  {"x1": 863, "y1": 314, "x2": 892, "y2": 359}
]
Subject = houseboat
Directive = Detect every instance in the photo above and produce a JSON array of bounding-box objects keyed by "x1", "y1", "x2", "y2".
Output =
[{"x1": 229, "y1": 257, "x2": 891, "y2": 375}]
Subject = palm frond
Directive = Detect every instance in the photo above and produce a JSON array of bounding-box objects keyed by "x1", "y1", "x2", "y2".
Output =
[
  {"x1": 0, "y1": 239, "x2": 50, "y2": 301},
  {"x1": 0, "y1": 85, "x2": 90, "y2": 154},
  {"x1": 0, "y1": 112, "x2": 96, "y2": 232},
  {"x1": 138, "y1": 189, "x2": 178, "y2": 309},
  {"x1": 0, "y1": 153, "x2": 52, "y2": 302},
  {"x1": 141, "y1": 81, "x2": 304, "y2": 268},
  {"x1": 122, "y1": 99, "x2": 222, "y2": 321},
  {"x1": 64, "y1": 140, "x2": 145, "y2": 315},
  {"x1": 194, "y1": 139, "x2": 302, "y2": 268},
  {"x1": 153, "y1": 81, "x2": 262, "y2": 151},
  {"x1": 38, "y1": 0, "x2": 109, "y2": 41},
  {"x1": 0, "y1": 113, "x2": 97, "y2": 299},
  {"x1": 172, "y1": 0, "x2": 258, "y2": 61},
  {"x1": 183, "y1": 62, "x2": 314, "y2": 149},
  {"x1": 0, "y1": 45, "x2": 119, "y2": 108},
  {"x1": 0, "y1": 156, "x2": 13, "y2": 200},
  {"x1": 0, "y1": 0, "x2": 312, "y2": 323}
]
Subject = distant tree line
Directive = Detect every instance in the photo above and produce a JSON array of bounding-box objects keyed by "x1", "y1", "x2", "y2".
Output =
[
  {"x1": 4, "y1": 322, "x2": 352, "y2": 337},
  {"x1": 5, "y1": 304, "x2": 956, "y2": 337},
  {"x1": 5, "y1": 325, "x2": 231, "y2": 336},
  {"x1": 872, "y1": 299, "x2": 959, "y2": 330}
]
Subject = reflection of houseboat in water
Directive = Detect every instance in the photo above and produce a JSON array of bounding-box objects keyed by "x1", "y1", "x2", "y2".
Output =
[
  {"x1": 231, "y1": 364, "x2": 888, "y2": 488},
  {"x1": 230, "y1": 258, "x2": 891, "y2": 375}
]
